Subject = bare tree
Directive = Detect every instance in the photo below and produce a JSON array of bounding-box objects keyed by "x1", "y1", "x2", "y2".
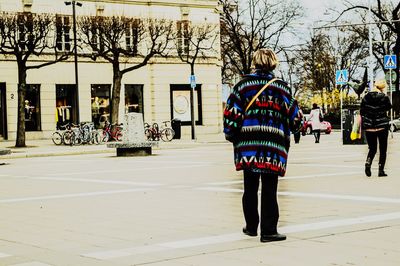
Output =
[
  {"x1": 219, "y1": 0, "x2": 303, "y2": 80},
  {"x1": 335, "y1": 1, "x2": 400, "y2": 91},
  {"x1": 78, "y1": 16, "x2": 173, "y2": 125},
  {"x1": 174, "y1": 22, "x2": 219, "y2": 139},
  {"x1": 0, "y1": 12, "x2": 68, "y2": 147}
]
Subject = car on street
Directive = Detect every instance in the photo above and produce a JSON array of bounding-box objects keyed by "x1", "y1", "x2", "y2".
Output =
[
  {"x1": 301, "y1": 114, "x2": 332, "y2": 135},
  {"x1": 390, "y1": 118, "x2": 400, "y2": 132}
]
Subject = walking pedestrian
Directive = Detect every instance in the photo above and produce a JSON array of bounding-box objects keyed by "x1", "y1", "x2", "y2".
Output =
[
  {"x1": 360, "y1": 79, "x2": 392, "y2": 177},
  {"x1": 308, "y1": 103, "x2": 323, "y2": 143},
  {"x1": 223, "y1": 48, "x2": 302, "y2": 243},
  {"x1": 294, "y1": 107, "x2": 303, "y2": 144}
]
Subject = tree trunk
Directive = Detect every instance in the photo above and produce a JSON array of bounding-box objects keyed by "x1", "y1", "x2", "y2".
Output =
[
  {"x1": 16, "y1": 61, "x2": 27, "y2": 147},
  {"x1": 111, "y1": 62, "x2": 122, "y2": 125}
]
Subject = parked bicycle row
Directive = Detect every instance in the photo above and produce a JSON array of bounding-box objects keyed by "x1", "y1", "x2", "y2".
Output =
[{"x1": 51, "y1": 121, "x2": 123, "y2": 146}]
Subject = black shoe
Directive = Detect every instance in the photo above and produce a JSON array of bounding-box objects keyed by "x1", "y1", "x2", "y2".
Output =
[
  {"x1": 378, "y1": 170, "x2": 387, "y2": 177},
  {"x1": 242, "y1": 227, "x2": 257, "y2": 237},
  {"x1": 378, "y1": 164, "x2": 387, "y2": 177},
  {"x1": 260, "y1": 233, "x2": 286, "y2": 242},
  {"x1": 365, "y1": 163, "x2": 371, "y2": 177}
]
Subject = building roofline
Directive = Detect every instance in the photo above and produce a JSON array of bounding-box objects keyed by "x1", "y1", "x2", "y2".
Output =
[{"x1": 81, "y1": 0, "x2": 219, "y2": 9}]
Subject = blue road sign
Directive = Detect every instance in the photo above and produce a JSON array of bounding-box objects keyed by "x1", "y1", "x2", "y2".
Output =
[
  {"x1": 190, "y1": 75, "x2": 196, "y2": 88},
  {"x1": 384, "y1": 55, "x2": 397, "y2": 69},
  {"x1": 336, "y1": 69, "x2": 349, "y2": 85}
]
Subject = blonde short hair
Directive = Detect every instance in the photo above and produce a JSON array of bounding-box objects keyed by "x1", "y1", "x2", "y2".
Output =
[
  {"x1": 374, "y1": 79, "x2": 387, "y2": 91},
  {"x1": 251, "y1": 49, "x2": 279, "y2": 72}
]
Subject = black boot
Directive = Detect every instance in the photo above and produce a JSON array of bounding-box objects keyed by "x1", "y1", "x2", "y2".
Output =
[
  {"x1": 378, "y1": 164, "x2": 387, "y2": 177},
  {"x1": 365, "y1": 158, "x2": 371, "y2": 177}
]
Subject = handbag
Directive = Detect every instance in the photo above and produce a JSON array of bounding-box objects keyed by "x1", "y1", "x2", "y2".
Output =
[
  {"x1": 245, "y1": 78, "x2": 279, "y2": 112},
  {"x1": 350, "y1": 114, "x2": 362, "y2": 140},
  {"x1": 319, "y1": 110, "x2": 323, "y2": 122}
]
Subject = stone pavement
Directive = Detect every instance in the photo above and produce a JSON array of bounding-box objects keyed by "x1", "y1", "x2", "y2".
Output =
[{"x1": 0, "y1": 131, "x2": 399, "y2": 266}]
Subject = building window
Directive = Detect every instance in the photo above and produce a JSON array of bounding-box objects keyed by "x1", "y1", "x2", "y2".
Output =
[
  {"x1": 125, "y1": 84, "x2": 143, "y2": 114},
  {"x1": 176, "y1": 20, "x2": 190, "y2": 55},
  {"x1": 125, "y1": 19, "x2": 140, "y2": 55},
  {"x1": 25, "y1": 84, "x2": 41, "y2": 131},
  {"x1": 170, "y1": 84, "x2": 202, "y2": 125},
  {"x1": 91, "y1": 84, "x2": 111, "y2": 129},
  {"x1": 56, "y1": 15, "x2": 71, "y2": 51},
  {"x1": 17, "y1": 12, "x2": 33, "y2": 51},
  {"x1": 56, "y1": 85, "x2": 77, "y2": 129}
]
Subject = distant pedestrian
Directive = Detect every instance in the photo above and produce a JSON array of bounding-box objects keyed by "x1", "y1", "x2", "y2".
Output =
[
  {"x1": 223, "y1": 48, "x2": 302, "y2": 243},
  {"x1": 360, "y1": 79, "x2": 392, "y2": 177},
  {"x1": 308, "y1": 103, "x2": 323, "y2": 143},
  {"x1": 293, "y1": 108, "x2": 303, "y2": 144}
]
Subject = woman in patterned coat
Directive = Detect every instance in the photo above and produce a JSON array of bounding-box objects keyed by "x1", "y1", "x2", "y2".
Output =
[{"x1": 223, "y1": 49, "x2": 302, "y2": 243}]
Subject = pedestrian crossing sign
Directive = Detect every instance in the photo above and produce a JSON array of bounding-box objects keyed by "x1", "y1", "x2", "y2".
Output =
[
  {"x1": 336, "y1": 69, "x2": 349, "y2": 85},
  {"x1": 384, "y1": 55, "x2": 396, "y2": 69}
]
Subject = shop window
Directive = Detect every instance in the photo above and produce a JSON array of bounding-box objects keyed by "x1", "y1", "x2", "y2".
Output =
[
  {"x1": 170, "y1": 84, "x2": 202, "y2": 125},
  {"x1": 56, "y1": 85, "x2": 77, "y2": 129},
  {"x1": 91, "y1": 84, "x2": 111, "y2": 129},
  {"x1": 25, "y1": 84, "x2": 41, "y2": 131},
  {"x1": 56, "y1": 15, "x2": 71, "y2": 51},
  {"x1": 125, "y1": 84, "x2": 143, "y2": 114},
  {"x1": 176, "y1": 20, "x2": 190, "y2": 55}
]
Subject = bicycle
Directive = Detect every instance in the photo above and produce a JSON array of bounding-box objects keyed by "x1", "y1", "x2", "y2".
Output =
[
  {"x1": 51, "y1": 124, "x2": 70, "y2": 145},
  {"x1": 102, "y1": 120, "x2": 123, "y2": 142},
  {"x1": 144, "y1": 121, "x2": 174, "y2": 142}
]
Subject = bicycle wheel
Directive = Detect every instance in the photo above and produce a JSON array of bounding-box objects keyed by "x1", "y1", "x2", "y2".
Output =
[
  {"x1": 52, "y1": 132, "x2": 63, "y2": 145},
  {"x1": 91, "y1": 131, "x2": 101, "y2": 145},
  {"x1": 102, "y1": 131, "x2": 110, "y2": 142},
  {"x1": 63, "y1": 131, "x2": 74, "y2": 146},
  {"x1": 116, "y1": 131, "x2": 123, "y2": 141},
  {"x1": 144, "y1": 129, "x2": 152, "y2": 141},
  {"x1": 161, "y1": 128, "x2": 175, "y2": 142}
]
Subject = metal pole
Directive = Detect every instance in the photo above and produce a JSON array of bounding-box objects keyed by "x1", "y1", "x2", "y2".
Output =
[
  {"x1": 72, "y1": 1, "x2": 80, "y2": 123},
  {"x1": 390, "y1": 69, "x2": 393, "y2": 138},
  {"x1": 340, "y1": 85, "x2": 343, "y2": 143},
  {"x1": 368, "y1": 0, "x2": 374, "y2": 91}
]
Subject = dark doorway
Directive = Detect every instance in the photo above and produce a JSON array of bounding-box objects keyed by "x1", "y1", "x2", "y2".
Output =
[
  {"x1": 125, "y1": 84, "x2": 143, "y2": 114},
  {"x1": 56, "y1": 84, "x2": 78, "y2": 129},
  {"x1": 0, "y1": 83, "x2": 7, "y2": 139}
]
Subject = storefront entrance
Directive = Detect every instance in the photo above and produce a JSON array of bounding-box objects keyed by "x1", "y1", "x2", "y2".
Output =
[
  {"x1": 25, "y1": 84, "x2": 41, "y2": 132},
  {"x1": 56, "y1": 84, "x2": 78, "y2": 129},
  {"x1": 0, "y1": 83, "x2": 7, "y2": 139},
  {"x1": 125, "y1": 84, "x2": 143, "y2": 114},
  {"x1": 91, "y1": 84, "x2": 111, "y2": 129}
]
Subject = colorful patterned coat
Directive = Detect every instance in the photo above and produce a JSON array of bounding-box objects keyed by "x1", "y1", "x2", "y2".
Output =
[{"x1": 223, "y1": 72, "x2": 302, "y2": 177}]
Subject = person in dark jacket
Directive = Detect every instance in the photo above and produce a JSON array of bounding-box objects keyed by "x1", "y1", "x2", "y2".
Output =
[
  {"x1": 223, "y1": 49, "x2": 302, "y2": 242},
  {"x1": 360, "y1": 79, "x2": 392, "y2": 177}
]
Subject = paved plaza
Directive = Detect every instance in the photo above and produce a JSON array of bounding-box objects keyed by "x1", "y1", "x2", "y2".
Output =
[{"x1": 0, "y1": 132, "x2": 400, "y2": 265}]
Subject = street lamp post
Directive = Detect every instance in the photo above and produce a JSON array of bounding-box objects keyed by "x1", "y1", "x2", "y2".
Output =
[{"x1": 65, "y1": 1, "x2": 82, "y2": 123}]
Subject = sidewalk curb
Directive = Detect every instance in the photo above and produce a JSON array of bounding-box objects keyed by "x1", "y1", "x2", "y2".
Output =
[{"x1": 0, "y1": 140, "x2": 229, "y2": 159}]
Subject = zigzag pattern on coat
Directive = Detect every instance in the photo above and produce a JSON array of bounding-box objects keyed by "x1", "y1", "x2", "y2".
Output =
[{"x1": 241, "y1": 125, "x2": 286, "y2": 138}]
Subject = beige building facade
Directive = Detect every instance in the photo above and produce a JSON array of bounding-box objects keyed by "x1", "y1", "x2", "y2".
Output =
[{"x1": 0, "y1": 0, "x2": 223, "y2": 140}]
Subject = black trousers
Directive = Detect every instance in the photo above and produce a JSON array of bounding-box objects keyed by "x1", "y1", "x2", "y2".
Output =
[
  {"x1": 313, "y1": 129, "x2": 321, "y2": 143},
  {"x1": 365, "y1": 129, "x2": 389, "y2": 166},
  {"x1": 242, "y1": 170, "x2": 279, "y2": 235},
  {"x1": 294, "y1": 131, "x2": 301, "y2": 143}
]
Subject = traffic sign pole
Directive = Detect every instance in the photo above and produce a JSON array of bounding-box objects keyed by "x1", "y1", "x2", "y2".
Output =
[{"x1": 390, "y1": 69, "x2": 393, "y2": 138}]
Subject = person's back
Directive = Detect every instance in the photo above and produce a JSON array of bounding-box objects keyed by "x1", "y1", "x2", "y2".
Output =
[
  {"x1": 224, "y1": 72, "x2": 299, "y2": 176},
  {"x1": 223, "y1": 48, "x2": 302, "y2": 243},
  {"x1": 360, "y1": 91, "x2": 391, "y2": 130}
]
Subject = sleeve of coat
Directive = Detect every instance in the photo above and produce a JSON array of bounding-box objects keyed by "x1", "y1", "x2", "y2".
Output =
[{"x1": 223, "y1": 87, "x2": 244, "y2": 143}]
